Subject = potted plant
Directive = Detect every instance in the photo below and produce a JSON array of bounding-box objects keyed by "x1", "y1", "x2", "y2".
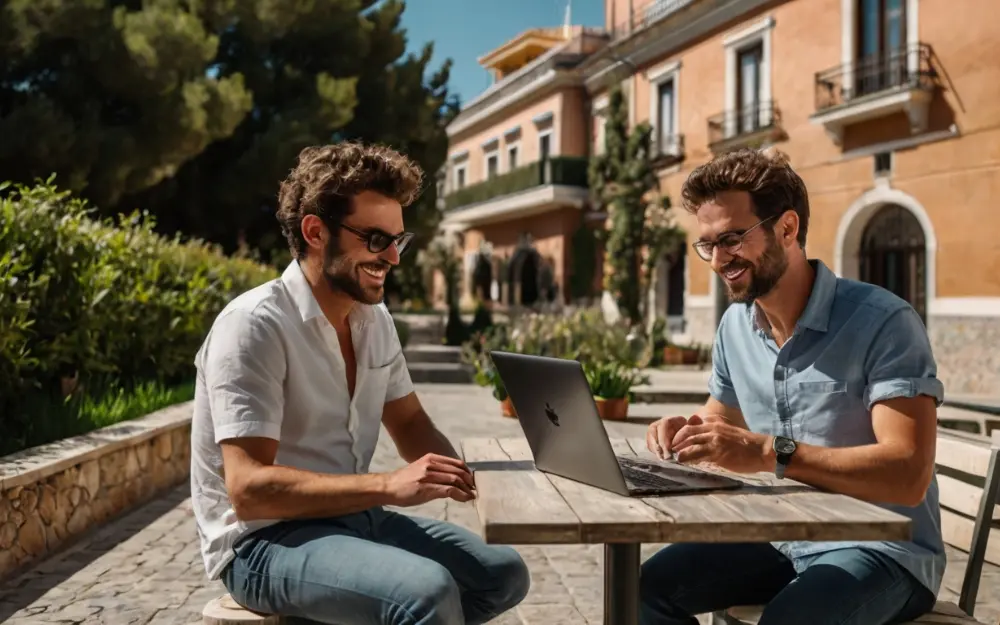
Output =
[
  {"x1": 461, "y1": 334, "x2": 516, "y2": 417},
  {"x1": 584, "y1": 361, "x2": 650, "y2": 421}
]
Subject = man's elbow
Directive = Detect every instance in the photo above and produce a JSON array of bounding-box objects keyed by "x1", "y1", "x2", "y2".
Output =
[
  {"x1": 226, "y1": 472, "x2": 269, "y2": 521},
  {"x1": 895, "y1": 462, "x2": 935, "y2": 508}
]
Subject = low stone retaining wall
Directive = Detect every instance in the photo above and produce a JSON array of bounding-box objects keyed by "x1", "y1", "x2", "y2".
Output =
[{"x1": 0, "y1": 402, "x2": 193, "y2": 580}]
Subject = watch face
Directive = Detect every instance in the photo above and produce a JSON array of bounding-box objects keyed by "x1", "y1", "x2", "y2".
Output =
[{"x1": 774, "y1": 437, "x2": 796, "y2": 454}]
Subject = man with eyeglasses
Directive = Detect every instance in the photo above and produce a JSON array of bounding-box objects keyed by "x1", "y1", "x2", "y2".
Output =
[
  {"x1": 640, "y1": 148, "x2": 944, "y2": 625},
  {"x1": 190, "y1": 142, "x2": 530, "y2": 624}
]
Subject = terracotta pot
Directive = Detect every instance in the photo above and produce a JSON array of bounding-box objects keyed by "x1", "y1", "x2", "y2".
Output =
[
  {"x1": 681, "y1": 348, "x2": 700, "y2": 365},
  {"x1": 595, "y1": 397, "x2": 629, "y2": 420},
  {"x1": 500, "y1": 397, "x2": 517, "y2": 418},
  {"x1": 662, "y1": 346, "x2": 683, "y2": 365}
]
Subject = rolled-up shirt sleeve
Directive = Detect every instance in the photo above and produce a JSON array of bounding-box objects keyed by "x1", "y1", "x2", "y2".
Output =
[
  {"x1": 203, "y1": 308, "x2": 287, "y2": 443},
  {"x1": 863, "y1": 306, "x2": 945, "y2": 411},
  {"x1": 708, "y1": 314, "x2": 741, "y2": 409}
]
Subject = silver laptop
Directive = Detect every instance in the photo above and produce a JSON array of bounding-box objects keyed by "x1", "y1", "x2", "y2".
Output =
[{"x1": 489, "y1": 350, "x2": 744, "y2": 497}]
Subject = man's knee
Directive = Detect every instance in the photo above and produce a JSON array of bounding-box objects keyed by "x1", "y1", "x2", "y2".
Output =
[
  {"x1": 479, "y1": 546, "x2": 532, "y2": 611},
  {"x1": 395, "y1": 564, "x2": 463, "y2": 625}
]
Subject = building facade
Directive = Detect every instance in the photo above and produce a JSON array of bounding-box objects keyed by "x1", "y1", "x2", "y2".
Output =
[{"x1": 438, "y1": 0, "x2": 1000, "y2": 395}]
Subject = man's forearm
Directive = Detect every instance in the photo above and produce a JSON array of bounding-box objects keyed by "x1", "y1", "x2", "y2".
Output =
[
  {"x1": 231, "y1": 465, "x2": 390, "y2": 522},
  {"x1": 765, "y1": 440, "x2": 932, "y2": 507},
  {"x1": 392, "y1": 413, "x2": 460, "y2": 463}
]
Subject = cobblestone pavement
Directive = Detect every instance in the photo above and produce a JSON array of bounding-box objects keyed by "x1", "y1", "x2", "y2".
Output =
[{"x1": 2, "y1": 384, "x2": 998, "y2": 624}]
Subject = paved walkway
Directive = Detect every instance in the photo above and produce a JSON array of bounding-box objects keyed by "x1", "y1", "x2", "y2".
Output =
[{"x1": 1, "y1": 384, "x2": 998, "y2": 624}]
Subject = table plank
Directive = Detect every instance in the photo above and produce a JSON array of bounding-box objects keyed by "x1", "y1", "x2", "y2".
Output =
[
  {"x1": 461, "y1": 438, "x2": 580, "y2": 543},
  {"x1": 622, "y1": 438, "x2": 910, "y2": 542},
  {"x1": 496, "y1": 437, "x2": 670, "y2": 543}
]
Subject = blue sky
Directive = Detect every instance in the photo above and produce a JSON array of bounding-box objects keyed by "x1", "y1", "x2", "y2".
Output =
[{"x1": 399, "y1": 0, "x2": 605, "y2": 105}]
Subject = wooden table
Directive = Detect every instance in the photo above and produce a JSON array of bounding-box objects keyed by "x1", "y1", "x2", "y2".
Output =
[{"x1": 461, "y1": 436, "x2": 914, "y2": 625}]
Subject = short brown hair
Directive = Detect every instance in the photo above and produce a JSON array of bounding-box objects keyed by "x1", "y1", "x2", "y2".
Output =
[
  {"x1": 276, "y1": 142, "x2": 425, "y2": 259},
  {"x1": 681, "y1": 148, "x2": 810, "y2": 247}
]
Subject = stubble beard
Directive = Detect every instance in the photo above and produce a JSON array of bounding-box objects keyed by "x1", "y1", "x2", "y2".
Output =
[
  {"x1": 721, "y1": 234, "x2": 789, "y2": 304},
  {"x1": 322, "y1": 239, "x2": 387, "y2": 306}
]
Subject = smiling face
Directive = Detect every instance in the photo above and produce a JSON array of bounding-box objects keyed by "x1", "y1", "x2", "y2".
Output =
[
  {"x1": 305, "y1": 190, "x2": 406, "y2": 305},
  {"x1": 694, "y1": 190, "x2": 790, "y2": 304}
]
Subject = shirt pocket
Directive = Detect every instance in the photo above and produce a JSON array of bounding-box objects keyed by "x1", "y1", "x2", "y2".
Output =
[{"x1": 792, "y1": 377, "x2": 855, "y2": 444}]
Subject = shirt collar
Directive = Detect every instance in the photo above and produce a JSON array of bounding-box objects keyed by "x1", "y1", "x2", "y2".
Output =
[
  {"x1": 747, "y1": 259, "x2": 837, "y2": 334},
  {"x1": 280, "y1": 260, "x2": 375, "y2": 326}
]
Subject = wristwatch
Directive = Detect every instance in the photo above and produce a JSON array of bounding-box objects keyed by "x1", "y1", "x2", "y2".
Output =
[{"x1": 772, "y1": 436, "x2": 797, "y2": 479}]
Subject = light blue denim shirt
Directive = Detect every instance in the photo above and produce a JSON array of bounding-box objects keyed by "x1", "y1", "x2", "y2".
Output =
[{"x1": 709, "y1": 259, "x2": 946, "y2": 595}]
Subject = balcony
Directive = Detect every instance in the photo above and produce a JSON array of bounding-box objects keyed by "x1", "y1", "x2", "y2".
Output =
[
  {"x1": 609, "y1": 0, "x2": 696, "y2": 41},
  {"x1": 811, "y1": 43, "x2": 937, "y2": 145},
  {"x1": 652, "y1": 133, "x2": 685, "y2": 168},
  {"x1": 442, "y1": 156, "x2": 590, "y2": 227},
  {"x1": 707, "y1": 101, "x2": 784, "y2": 153}
]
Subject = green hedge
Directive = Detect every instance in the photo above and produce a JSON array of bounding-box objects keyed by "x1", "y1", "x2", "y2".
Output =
[{"x1": 0, "y1": 180, "x2": 278, "y2": 449}]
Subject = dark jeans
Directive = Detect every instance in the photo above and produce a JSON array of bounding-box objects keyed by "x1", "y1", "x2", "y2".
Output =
[
  {"x1": 639, "y1": 543, "x2": 936, "y2": 625},
  {"x1": 222, "y1": 507, "x2": 530, "y2": 625}
]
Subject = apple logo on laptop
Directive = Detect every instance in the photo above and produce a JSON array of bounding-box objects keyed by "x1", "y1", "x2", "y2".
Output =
[{"x1": 544, "y1": 402, "x2": 560, "y2": 426}]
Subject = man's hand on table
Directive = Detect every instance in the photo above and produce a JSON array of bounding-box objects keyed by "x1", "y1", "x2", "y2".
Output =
[
  {"x1": 646, "y1": 414, "x2": 772, "y2": 474},
  {"x1": 381, "y1": 453, "x2": 477, "y2": 506}
]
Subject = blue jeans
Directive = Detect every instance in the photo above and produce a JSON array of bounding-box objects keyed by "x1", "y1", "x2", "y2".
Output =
[
  {"x1": 639, "y1": 543, "x2": 936, "y2": 625},
  {"x1": 222, "y1": 507, "x2": 530, "y2": 625}
]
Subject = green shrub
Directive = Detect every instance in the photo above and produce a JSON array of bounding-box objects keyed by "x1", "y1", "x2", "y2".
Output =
[
  {"x1": 393, "y1": 316, "x2": 411, "y2": 348},
  {"x1": 0, "y1": 180, "x2": 277, "y2": 448}
]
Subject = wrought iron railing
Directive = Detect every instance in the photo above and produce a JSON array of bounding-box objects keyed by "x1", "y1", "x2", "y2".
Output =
[
  {"x1": 814, "y1": 43, "x2": 935, "y2": 111},
  {"x1": 707, "y1": 101, "x2": 781, "y2": 146},
  {"x1": 653, "y1": 133, "x2": 685, "y2": 161},
  {"x1": 609, "y1": 0, "x2": 696, "y2": 41},
  {"x1": 444, "y1": 156, "x2": 589, "y2": 212}
]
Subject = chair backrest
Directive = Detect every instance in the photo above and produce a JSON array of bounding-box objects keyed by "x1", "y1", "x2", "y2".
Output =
[{"x1": 934, "y1": 428, "x2": 1000, "y2": 615}]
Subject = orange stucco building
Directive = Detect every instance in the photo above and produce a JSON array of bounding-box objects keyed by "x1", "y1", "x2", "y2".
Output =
[{"x1": 437, "y1": 0, "x2": 1000, "y2": 395}]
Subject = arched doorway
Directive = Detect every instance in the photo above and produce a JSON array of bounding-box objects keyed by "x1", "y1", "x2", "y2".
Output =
[
  {"x1": 472, "y1": 253, "x2": 492, "y2": 301},
  {"x1": 858, "y1": 204, "x2": 927, "y2": 320},
  {"x1": 508, "y1": 246, "x2": 540, "y2": 306}
]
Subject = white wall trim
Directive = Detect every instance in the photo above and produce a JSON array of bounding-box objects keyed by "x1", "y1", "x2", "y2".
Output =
[
  {"x1": 723, "y1": 15, "x2": 774, "y2": 136},
  {"x1": 453, "y1": 163, "x2": 467, "y2": 191},
  {"x1": 482, "y1": 149, "x2": 499, "y2": 181},
  {"x1": 505, "y1": 141, "x2": 521, "y2": 172},
  {"x1": 592, "y1": 94, "x2": 610, "y2": 114},
  {"x1": 647, "y1": 58, "x2": 681, "y2": 84},
  {"x1": 834, "y1": 185, "x2": 937, "y2": 316},
  {"x1": 929, "y1": 298, "x2": 1000, "y2": 318},
  {"x1": 538, "y1": 127, "x2": 557, "y2": 158}
]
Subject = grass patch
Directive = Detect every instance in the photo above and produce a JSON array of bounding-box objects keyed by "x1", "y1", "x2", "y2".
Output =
[{"x1": 1, "y1": 379, "x2": 195, "y2": 457}]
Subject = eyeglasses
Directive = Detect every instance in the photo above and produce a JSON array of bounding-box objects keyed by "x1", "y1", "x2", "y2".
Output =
[
  {"x1": 340, "y1": 224, "x2": 415, "y2": 256},
  {"x1": 692, "y1": 215, "x2": 778, "y2": 262}
]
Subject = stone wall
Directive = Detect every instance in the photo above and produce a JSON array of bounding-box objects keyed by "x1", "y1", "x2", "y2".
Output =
[
  {"x1": 930, "y1": 315, "x2": 1000, "y2": 396},
  {"x1": 0, "y1": 402, "x2": 192, "y2": 580}
]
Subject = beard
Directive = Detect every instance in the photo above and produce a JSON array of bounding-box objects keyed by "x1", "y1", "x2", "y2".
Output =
[
  {"x1": 719, "y1": 233, "x2": 788, "y2": 304},
  {"x1": 322, "y1": 239, "x2": 390, "y2": 306}
]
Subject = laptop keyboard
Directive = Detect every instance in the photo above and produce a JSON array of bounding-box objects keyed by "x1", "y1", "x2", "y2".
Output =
[{"x1": 617, "y1": 457, "x2": 688, "y2": 492}]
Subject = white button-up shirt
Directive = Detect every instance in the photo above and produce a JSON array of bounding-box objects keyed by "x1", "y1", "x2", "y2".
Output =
[{"x1": 190, "y1": 260, "x2": 413, "y2": 579}]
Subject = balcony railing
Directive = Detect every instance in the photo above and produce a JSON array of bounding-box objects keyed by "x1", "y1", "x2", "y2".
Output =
[
  {"x1": 707, "y1": 101, "x2": 782, "y2": 148},
  {"x1": 444, "y1": 156, "x2": 589, "y2": 212},
  {"x1": 814, "y1": 43, "x2": 936, "y2": 112},
  {"x1": 609, "y1": 0, "x2": 696, "y2": 41},
  {"x1": 653, "y1": 133, "x2": 685, "y2": 164}
]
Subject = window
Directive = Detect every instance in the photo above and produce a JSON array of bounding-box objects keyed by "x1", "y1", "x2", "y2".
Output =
[
  {"x1": 736, "y1": 43, "x2": 763, "y2": 134},
  {"x1": 507, "y1": 145, "x2": 519, "y2": 170},
  {"x1": 485, "y1": 153, "x2": 499, "y2": 180},
  {"x1": 874, "y1": 151, "x2": 893, "y2": 176},
  {"x1": 856, "y1": 0, "x2": 907, "y2": 95},
  {"x1": 722, "y1": 16, "x2": 774, "y2": 139},
  {"x1": 454, "y1": 165, "x2": 466, "y2": 190},
  {"x1": 539, "y1": 132, "x2": 552, "y2": 160},
  {"x1": 657, "y1": 79, "x2": 676, "y2": 154}
]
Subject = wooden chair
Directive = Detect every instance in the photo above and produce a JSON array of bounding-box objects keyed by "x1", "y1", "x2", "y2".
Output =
[
  {"x1": 712, "y1": 429, "x2": 1000, "y2": 625},
  {"x1": 203, "y1": 594, "x2": 282, "y2": 625}
]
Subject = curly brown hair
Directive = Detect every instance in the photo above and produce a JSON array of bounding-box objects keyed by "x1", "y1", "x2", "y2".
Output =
[
  {"x1": 681, "y1": 147, "x2": 810, "y2": 247},
  {"x1": 276, "y1": 142, "x2": 425, "y2": 259}
]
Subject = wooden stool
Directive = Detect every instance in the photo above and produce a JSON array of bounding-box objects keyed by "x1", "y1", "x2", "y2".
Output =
[{"x1": 202, "y1": 594, "x2": 283, "y2": 625}]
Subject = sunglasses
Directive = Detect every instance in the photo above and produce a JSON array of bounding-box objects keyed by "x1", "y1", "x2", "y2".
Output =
[{"x1": 340, "y1": 223, "x2": 415, "y2": 256}]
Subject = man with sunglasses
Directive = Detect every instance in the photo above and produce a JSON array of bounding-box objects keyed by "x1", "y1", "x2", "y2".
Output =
[
  {"x1": 640, "y1": 148, "x2": 944, "y2": 625},
  {"x1": 190, "y1": 142, "x2": 530, "y2": 624}
]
